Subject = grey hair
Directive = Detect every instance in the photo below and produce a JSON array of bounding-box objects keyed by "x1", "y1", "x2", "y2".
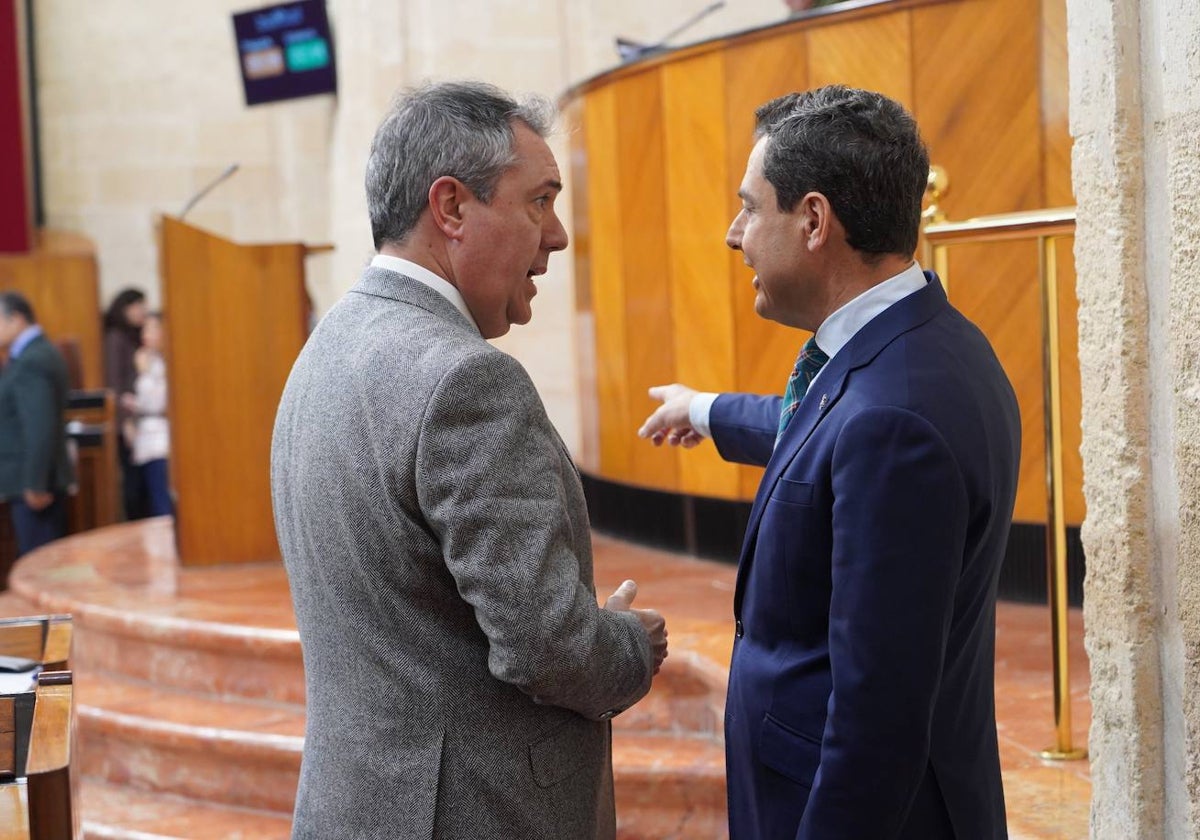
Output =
[{"x1": 365, "y1": 80, "x2": 556, "y2": 249}]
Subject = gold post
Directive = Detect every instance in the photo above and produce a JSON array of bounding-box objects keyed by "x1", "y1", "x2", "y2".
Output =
[{"x1": 1037, "y1": 234, "x2": 1086, "y2": 761}]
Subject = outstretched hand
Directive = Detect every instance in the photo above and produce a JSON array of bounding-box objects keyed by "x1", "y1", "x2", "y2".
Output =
[{"x1": 637, "y1": 384, "x2": 704, "y2": 448}]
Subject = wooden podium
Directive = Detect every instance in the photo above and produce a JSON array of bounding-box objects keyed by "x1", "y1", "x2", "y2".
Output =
[{"x1": 159, "y1": 216, "x2": 322, "y2": 566}]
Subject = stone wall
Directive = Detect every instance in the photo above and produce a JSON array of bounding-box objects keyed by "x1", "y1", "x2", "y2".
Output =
[{"x1": 1068, "y1": 0, "x2": 1200, "y2": 836}]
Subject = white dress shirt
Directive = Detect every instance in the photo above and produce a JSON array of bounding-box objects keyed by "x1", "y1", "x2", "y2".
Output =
[
  {"x1": 688, "y1": 261, "x2": 929, "y2": 437},
  {"x1": 371, "y1": 254, "x2": 480, "y2": 334}
]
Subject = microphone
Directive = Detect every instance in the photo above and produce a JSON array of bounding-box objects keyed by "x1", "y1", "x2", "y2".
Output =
[
  {"x1": 179, "y1": 163, "x2": 240, "y2": 219},
  {"x1": 615, "y1": 1, "x2": 726, "y2": 62}
]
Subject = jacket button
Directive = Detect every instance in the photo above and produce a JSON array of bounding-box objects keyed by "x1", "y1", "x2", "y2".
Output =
[{"x1": 735, "y1": 620, "x2": 744, "y2": 638}]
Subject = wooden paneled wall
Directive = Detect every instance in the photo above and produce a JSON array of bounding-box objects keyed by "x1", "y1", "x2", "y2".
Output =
[
  {"x1": 0, "y1": 230, "x2": 102, "y2": 389},
  {"x1": 566, "y1": 0, "x2": 1081, "y2": 525},
  {"x1": 160, "y1": 217, "x2": 309, "y2": 566}
]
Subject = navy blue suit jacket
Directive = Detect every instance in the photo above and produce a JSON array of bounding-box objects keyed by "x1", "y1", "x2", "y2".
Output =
[{"x1": 713, "y1": 274, "x2": 1019, "y2": 840}]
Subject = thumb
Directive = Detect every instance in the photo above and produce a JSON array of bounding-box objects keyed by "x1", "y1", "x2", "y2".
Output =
[{"x1": 604, "y1": 579, "x2": 638, "y2": 611}]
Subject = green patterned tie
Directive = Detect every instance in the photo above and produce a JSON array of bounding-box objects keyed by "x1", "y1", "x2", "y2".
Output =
[{"x1": 776, "y1": 336, "x2": 830, "y2": 445}]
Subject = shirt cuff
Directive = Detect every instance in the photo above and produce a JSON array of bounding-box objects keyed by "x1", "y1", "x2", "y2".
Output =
[{"x1": 688, "y1": 392, "x2": 719, "y2": 439}]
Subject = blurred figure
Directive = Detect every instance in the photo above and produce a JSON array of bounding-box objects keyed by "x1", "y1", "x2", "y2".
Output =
[
  {"x1": 784, "y1": 0, "x2": 839, "y2": 12},
  {"x1": 121, "y1": 313, "x2": 172, "y2": 517},
  {"x1": 0, "y1": 292, "x2": 73, "y2": 563},
  {"x1": 102, "y1": 287, "x2": 148, "y2": 519}
]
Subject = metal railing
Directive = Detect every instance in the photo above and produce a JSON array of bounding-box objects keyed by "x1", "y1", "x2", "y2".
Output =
[{"x1": 924, "y1": 205, "x2": 1087, "y2": 761}]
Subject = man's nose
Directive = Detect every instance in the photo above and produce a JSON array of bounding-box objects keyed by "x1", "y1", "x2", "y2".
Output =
[
  {"x1": 544, "y1": 210, "x2": 569, "y2": 252},
  {"x1": 726, "y1": 213, "x2": 744, "y2": 251}
]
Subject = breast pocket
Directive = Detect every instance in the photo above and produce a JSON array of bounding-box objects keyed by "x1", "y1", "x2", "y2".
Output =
[{"x1": 769, "y1": 478, "x2": 813, "y2": 506}]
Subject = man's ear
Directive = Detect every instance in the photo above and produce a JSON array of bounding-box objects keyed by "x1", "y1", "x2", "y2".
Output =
[
  {"x1": 428, "y1": 176, "x2": 468, "y2": 240},
  {"x1": 800, "y1": 192, "x2": 833, "y2": 252}
]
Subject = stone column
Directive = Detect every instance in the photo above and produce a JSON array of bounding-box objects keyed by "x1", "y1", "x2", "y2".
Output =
[{"x1": 1068, "y1": 1, "x2": 1200, "y2": 837}]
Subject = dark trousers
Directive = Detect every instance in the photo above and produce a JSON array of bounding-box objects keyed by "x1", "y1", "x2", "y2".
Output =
[
  {"x1": 140, "y1": 458, "x2": 174, "y2": 517},
  {"x1": 119, "y1": 437, "x2": 149, "y2": 520},
  {"x1": 10, "y1": 494, "x2": 67, "y2": 558}
]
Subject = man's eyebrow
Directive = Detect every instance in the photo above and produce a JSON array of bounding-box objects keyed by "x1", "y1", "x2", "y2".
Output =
[
  {"x1": 544, "y1": 179, "x2": 563, "y2": 192},
  {"x1": 737, "y1": 189, "x2": 752, "y2": 203}
]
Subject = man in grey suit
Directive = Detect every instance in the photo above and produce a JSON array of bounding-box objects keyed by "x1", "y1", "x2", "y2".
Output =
[
  {"x1": 0, "y1": 291, "x2": 73, "y2": 566},
  {"x1": 271, "y1": 81, "x2": 668, "y2": 840}
]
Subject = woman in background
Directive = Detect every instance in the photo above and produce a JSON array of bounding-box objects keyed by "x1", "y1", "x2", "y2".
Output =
[
  {"x1": 122, "y1": 313, "x2": 172, "y2": 517},
  {"x1": 102, "y1": 288, "x2": 148, "y2": 519}
]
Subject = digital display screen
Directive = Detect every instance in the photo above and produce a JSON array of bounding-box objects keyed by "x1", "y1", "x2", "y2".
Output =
[{"x1": 232, "y1": 1, "x2": 337, "y2": 106}]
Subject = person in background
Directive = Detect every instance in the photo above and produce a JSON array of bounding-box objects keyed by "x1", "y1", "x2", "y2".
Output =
[
  {"x1": 0, "y1": 292, "x2": 74, "y2": 563},
  {"x1": 102, "y1": 287, "x2": 148, "y2": 520},
  {"x1": 121, "y1": 313, "x2": 172, "y2": 517},
  {"x1": 784, "y1": 0, "x2": 840, "y2": 13}
]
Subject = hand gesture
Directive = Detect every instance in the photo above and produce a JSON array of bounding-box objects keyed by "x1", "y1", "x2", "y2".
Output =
[
  {"x1": 637, "y1": 384, "x2": 704, "y2": 448},
  {"x1": 604, "y1": 579, "x2": 668, "y2": 674}
]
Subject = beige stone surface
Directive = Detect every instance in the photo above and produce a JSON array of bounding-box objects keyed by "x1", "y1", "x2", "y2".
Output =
[{"x1": 1069, "y1": 0, "x2": 1200, "y2": 837}]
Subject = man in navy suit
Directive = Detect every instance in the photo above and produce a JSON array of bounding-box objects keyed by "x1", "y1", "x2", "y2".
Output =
[{"x1": 639, "y1": 86, "x2": 1019, "y2": 839}]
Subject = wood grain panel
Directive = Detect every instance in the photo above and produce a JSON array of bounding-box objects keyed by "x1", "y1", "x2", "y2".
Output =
[
  {"x1": 0, "y1": 230, "x2": 102, "y2": 388},
  {"x1": 615, "y1": 71, "x2": 679, "y2": 491},
  {"x1": 806, "y1": 7, "x2": 913, "y2": 107},
  {"x1": 1055, "y1": 235, "x2": 1084, "y2": 524},
  {"x1": 912, "y1": 0, "x2": 1043, "y2": 217},
  {"x1": 0, "y1": 784, "x2": 29, "y2": 840},
  {"x1": 662, "y1": 54, "x2": 741, "y2": 499},
  {"x1": 567, "y1": 98, "x2": 601, "y2": 475},
  {"x1": 1041, "y1": 0, "x2": 1073, "y2": 207},
  {"x1": 161, "y1": 217, "x2": 307, "y2": 565},
  {"x1": 566, "y1": 0, "x2": 1074, "y2": 514},
  {"x1": 25, "y1": 680, "x2": 76, "y2": 840},
  {"x1": 582, "y1": 85, "x2": 633, "y2": 484},
  {"x1": 943, "y1": 241, "x2": 1047, "y2": 523},
  {"x1": 723, "y1": 30, "x2": 811, "y2": 499}
]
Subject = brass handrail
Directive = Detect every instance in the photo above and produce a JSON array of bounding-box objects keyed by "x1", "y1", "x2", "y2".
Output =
[{"x1": 924, "y1": 205, "x2": 1087, "y2": 762}]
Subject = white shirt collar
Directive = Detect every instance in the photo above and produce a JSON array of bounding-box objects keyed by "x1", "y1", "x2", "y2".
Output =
[
  {"x1": 9, "y1": 324, "x2": 43, "y2": 359},
  {"x1": 813, "y1": 261, "x2": 928, "y2": 363},
  {"x1": 370, "y1": 254, "x2": 480, "y2": 334}
]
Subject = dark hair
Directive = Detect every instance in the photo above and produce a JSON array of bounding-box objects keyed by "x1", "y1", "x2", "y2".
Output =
[
  {"x1": 754, "y1": 85, "x2": 929, "y2": 259},
  {"x1": 0, "y1": 291, "x2": 36, "y2": 323},
  {"x1": 103, "y1": 288, "x2": 146, "y2": 331},
  {"x1": 365, "y1": 80, "x2": 555, "y2": 249}
]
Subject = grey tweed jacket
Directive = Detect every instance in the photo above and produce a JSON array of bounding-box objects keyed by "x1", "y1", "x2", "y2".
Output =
[{"x1": 271, "y1": 267, "x2": 653, "y2": 840}]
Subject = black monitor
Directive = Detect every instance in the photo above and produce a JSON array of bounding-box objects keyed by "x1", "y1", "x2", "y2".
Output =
[{"x1": 232, "y1": 1, "x2": 337, "y2": 106}]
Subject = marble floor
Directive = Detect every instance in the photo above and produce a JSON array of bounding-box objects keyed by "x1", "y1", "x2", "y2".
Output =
[{"x1": 2, "y1": 521, "x2": 1090, "y2": 838}]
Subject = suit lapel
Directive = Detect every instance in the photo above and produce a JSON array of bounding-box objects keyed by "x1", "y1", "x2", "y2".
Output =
[{"x1": 732, "y1": 273, "x2": 949, "y2": 615}]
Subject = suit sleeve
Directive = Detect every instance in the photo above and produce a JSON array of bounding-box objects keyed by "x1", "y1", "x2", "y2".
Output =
[
  {"x1": 709, "y1": 393, "x2": 782, "y2": 467},
  {"x1": 797, "y1": 406, "x2": 968, "y2": 840},
  {"x1": 13, "y1": 359, "x2": 60, "y2": 493},
  {"x1": 416, "y1": 350, "x2": 653, "y2": 720}
]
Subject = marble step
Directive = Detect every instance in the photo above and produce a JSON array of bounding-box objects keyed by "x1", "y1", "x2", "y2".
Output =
[
  {"x1": 76, "y1": 669, "x2": 304, "y2": 813},
  {"x1": 70, "y1": 611, "x2": 304, "y2": 706},
  {"x1": 79, "y1": 779, "x2": 292, "y2": 840},
  {"x1": 75, "y1": 666, "x2": 726, "y2": 820},
  {"x1": 613, "y1": 733, "x2": 727, "y2": 840},
  {"x1": 78, "y1": 739, "x2": 724, "y2": 840}
]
